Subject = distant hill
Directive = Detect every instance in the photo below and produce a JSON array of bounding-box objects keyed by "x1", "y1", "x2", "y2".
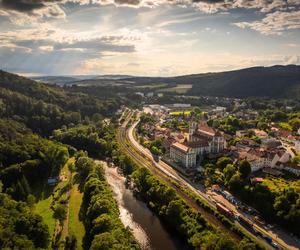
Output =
[
  {"x1": 31, "y1": 75, "x2": 96, "y2": 86},
  {"x1": 121, "y1": 65, "x2": 300, "y2": 99},
  {"x1": 31, "y1": 74, "x2": 135, "y2": 86},
  {"x1": 27, "y1": 65, "x2": 300, "y2": 99}
]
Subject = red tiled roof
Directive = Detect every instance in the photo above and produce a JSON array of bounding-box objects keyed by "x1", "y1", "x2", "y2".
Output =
[
  {"x1": 171, "y1": 142, "x2": 190, "y2": 153},
  {"x1": 198, "y1": 125, "x2": 216, "y2": 136}
]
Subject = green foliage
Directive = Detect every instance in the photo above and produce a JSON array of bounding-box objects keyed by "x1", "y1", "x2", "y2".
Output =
[
  {"x1": 238, "y1": 160, "x2": 251, "y2": 179},
  {"x1": 0, "y1": 70, "x2": 121, "y2": 135},
  {"x1": 78, "y1": 158, "x2": 139, "y2": 250},
  {"x1": 216, "y1": 157, "x2": 233, "y2": 170},
  {"x1": 53, "y1": 122, "x2": 115, "y2": 159},
  {"x1": 0, "y1": 191, "x2": 50, "y2": 249},
  {"x1": 0, "y1": 119, "x2": 70, "y2": 200},
  {"x1": 162, "y1": 119, "x2": 188, "y2": 129},
  {"x1": 143, "y1": 139, "x2": 165, "y2": 155},
  {"x1": 53, "y1": 204, "x2": 67, "y2": 227},
  {"x1": 132, "y1": 167, "x2": 238, "y2": 249}
]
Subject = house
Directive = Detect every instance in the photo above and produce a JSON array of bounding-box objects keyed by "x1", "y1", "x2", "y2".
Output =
[
  {"x1": 236, "y1": 130, "x2": 248, "y2": 138},
  {"x1": 261, "y1": 138, "x2": 282, "y2": 149},
  {"x1": 253, "y1": 129, "x2": 268, "y2": 139},
  {"x1": 263, "y1": 167, "x2": 283, "y2": 177},
  {"x1": 251, "y1": 177, "x2": 264, "y2": 185},
  {"x1": 238, "y1": 148, "x2": 266, "y2": 172}
]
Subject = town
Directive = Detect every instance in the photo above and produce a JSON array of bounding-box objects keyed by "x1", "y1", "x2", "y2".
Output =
[{"x1": 130, "y1": 101, "x2": 300, "y2": 249}]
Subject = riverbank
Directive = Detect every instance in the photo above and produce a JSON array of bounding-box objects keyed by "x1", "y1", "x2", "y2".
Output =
[{"x1": 104, "y1": 164, "x2": 190, "y2": 250}]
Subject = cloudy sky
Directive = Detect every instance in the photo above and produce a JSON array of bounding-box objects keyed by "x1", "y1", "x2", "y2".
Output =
[{"x1": 0, "y1": 0, "x2": 300, "y2": 76}]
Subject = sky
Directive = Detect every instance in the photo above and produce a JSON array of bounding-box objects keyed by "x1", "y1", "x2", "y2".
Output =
[{"x1": 0, "y1": 0, "x2": 300, "y2": 76}]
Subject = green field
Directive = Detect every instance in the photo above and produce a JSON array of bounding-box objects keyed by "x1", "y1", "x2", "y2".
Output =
[
  {"x1": 135, "y1": 83, "x2": 168, "y2": 89},
  {"x1": 35, "y1": 194, "x2": 55, "y2": 240},
  {"x1": 69, "y1": 183, "x2": 85, "y2": 249},
  {"x1": 160, "y1": 84, "x2": 193, "y2": 93}
]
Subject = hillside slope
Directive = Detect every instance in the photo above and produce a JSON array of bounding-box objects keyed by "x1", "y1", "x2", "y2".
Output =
[{"x1": 121, "y1": 65, "x2": 300, "y2": 98}]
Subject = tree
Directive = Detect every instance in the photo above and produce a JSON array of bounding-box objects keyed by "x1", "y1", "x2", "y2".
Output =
[
  {"x1": 90, "y1": 233, "x2": 115, "y2": 250},
  {"x1": 217, "y1": 157, "x2": 233, "y2": 170},
  {"x1": 53, "y1": 204, "x2": 67, "y2": 228},
  {"x1": 26, "y1": 194, "x2": 36, "y2": 208},
  {"x1": 65, "y1": 235, "x2": 77, "y2": 250},
  {"x1": 228, "y1": 173, "x2": 243, "y2": 193},
  {"x1": 289, "y1": 118, "x2": 300, "y2": 131},
  {"x1": 223, "y1": 164, "x2": 236, "y2": 182},
  {"x1": 238, "y1": 238, "x2": 256, "y2": 250},
  {"x1": 238, "y1": 160, "x2": 251, "y2": 179}
]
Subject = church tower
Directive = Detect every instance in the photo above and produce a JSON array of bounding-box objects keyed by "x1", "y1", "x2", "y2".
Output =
[{"x1": 188, "y1": 120, "x2": 198, "y2": 142}]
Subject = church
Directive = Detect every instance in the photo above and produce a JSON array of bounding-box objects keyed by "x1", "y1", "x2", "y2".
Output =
[{"x1": 170, "y1": 121, "x2": 225, "y2": 168}]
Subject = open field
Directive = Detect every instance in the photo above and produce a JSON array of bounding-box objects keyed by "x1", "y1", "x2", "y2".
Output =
[
  {"x1": 69, "y1": 183, "x2": 85, "y2": 249},
  {"x1": 160, "y1": 84, "x2": 193, "y2": 93},
  {"x1": 135, "y1": 83, "x2": 168, "y2": 89},
  {"x1": 35, "y1": 195, "x2": 55, "y2": 239}
]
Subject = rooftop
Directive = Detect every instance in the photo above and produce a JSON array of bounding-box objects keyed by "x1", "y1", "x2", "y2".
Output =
[{"x1": 171, "y1": 142, "x2": 190, "y2": 153}]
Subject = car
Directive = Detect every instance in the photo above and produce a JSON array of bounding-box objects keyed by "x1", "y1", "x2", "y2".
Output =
[
  {"x1": 271, "y1": 242, "x2": 280, "y2": 249},
  {"x1": 265, "y1": 224, "x2": 274, "y2": 230}
]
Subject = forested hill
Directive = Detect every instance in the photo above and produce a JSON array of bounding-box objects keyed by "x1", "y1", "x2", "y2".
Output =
[
  {"x1": 0, "y1": 70, "x2": 139, "y2": 249},
  {"x1": 124, "y1": 65, "x2": 300, "y2": 99},
  {"x1": 0, "y1": 70, "x2": 121, "y2": 135}
]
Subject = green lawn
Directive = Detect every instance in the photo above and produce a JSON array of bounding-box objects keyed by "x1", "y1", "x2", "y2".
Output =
[
  {"x1": 35, "y1": 195, "x2": 55, "y2": 240},
  {"x1": 160, "y1": 84, "x2": 193, "y2": 93},
  {"x1": 35, "y1": 157, "x2": 75, "y2": 244},
  {"x1": 69, "y1": 183, "x2": 85, "y2": 249}
]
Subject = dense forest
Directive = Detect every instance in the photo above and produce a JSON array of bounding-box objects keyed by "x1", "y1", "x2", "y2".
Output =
[
  {"x1": 0, "y1": 70, "x2": 137, "y2": 249},
  {"x1": 0, "y1": 70, "x2": 121, "y2": 135}
]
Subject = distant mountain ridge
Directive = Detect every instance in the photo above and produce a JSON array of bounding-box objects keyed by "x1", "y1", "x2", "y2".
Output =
[
  {"x1": 122, "y1": 65, "x2": 300, "y2": 99},
  {"x1": 31, "y1": 74, "x2": 135, "y2": 85},
  {"x1": 25, "y1": 64, "x2": 300, "y2": 99}
]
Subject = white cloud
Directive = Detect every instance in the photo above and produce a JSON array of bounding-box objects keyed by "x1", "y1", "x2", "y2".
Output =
[{"x1": 234, "y1": 10, "x2": 300, "y2": 35}]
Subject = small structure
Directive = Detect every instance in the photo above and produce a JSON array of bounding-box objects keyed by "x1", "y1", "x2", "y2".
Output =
[
  {"x1": 47, "y1": 177, "x2": 59, "y2": 185},
  {"x1": 251, "y1": 177, "x2": 264, "y2": 185}
]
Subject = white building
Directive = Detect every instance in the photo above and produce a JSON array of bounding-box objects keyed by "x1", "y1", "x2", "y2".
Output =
[
  {"x1": 170, "y1": 142, "x2": 196, "y2": 168},
  {"x1": 170, "y1": 121, "x2": 225, "y2": 168}
]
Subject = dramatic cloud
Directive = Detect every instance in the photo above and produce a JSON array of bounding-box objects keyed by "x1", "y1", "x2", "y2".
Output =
[
  {"x1": 234, "y1": 10, "x2": 300, "y2": 35},
  {"x1": 0, "y1": 0, "x2": 299, "y2": 75},
  {"x1": 2, "y1": 0, "x2": 300, "y2": 14}
]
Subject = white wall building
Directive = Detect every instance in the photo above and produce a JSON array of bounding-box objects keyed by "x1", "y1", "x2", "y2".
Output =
[{"x1": 170, "y1": 121, "x2": 225, "y2": 168}]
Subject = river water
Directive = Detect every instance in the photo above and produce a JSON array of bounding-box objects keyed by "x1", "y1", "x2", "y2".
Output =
[{"x1": 104, "y1": 166, "x2": 191, "y2": 250}]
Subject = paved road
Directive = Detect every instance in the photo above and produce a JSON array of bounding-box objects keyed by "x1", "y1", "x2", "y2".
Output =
[{"x1": 124, "y1": 110, "x2": 300, "y2": 250}]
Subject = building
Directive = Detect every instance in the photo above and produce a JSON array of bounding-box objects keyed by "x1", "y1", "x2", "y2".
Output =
[
  {"x1": 170, "y1": 142, "x2": 196, "y2": 168},
  {"x1": 295, "y1": 140, "x2": 300, "y2": 153},
  {"x1": 170, "y1": 121, "x2": 225, "y2": 168}
]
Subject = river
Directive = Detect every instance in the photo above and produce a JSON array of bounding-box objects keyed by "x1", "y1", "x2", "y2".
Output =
[{"x1": 104, "y1": 166, "x2": 191, "y2": 250}]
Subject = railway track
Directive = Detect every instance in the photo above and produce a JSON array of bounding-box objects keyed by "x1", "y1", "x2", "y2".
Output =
[{"x1": 117, "y1": 126, "x2": 244, "y2": 242}]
